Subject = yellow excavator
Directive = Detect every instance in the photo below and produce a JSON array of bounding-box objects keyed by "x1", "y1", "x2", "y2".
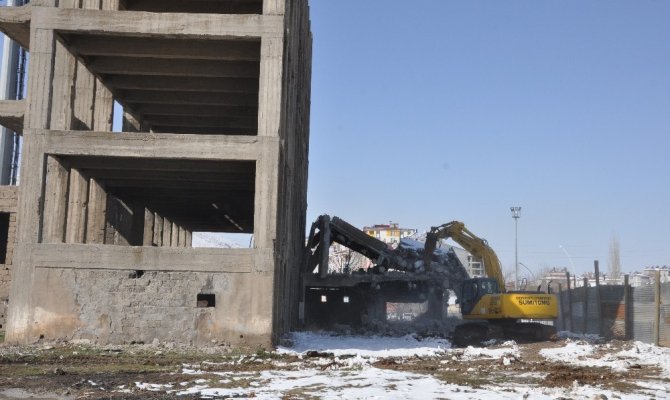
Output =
[{"x1": 423, "y1": 221, "x2": 558, "y2": 346}]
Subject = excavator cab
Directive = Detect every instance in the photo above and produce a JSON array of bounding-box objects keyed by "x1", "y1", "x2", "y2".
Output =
[{"x1": 459, "y1": 278, "x2": 500, "y2": 315}]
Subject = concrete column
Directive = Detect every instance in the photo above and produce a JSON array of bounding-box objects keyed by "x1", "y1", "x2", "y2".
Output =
[
  {"x1": 170, "y1": 222, "x2": 179, "y2": 247},
  {"x1": 65, "y1": 168, "x2": 89, "y2": 244},
  {"x1": 162, "y1": 217, "x2": 172, "y2": 247},
  {"x1": 7, "y1": 26, "x2": 56, "y2": 341},
  {"x1": 152, "y1": 212, "x2": 163, "y2": 246},
  {"x1": 101, "y1": 0, "x2": 120, "y2": 10},
  {"x1": 93, "y1": 81, "x2": 114, "y2": 131},
  {"x1": 177, "y1": 226, "x2": 186, "y2": 247},
  {"x1": 85, "y1": 178, "x2": 107, "y2": 244},
  {"x1": 258, "y1": 36, "x2": 283, "y2": 137},
  {"x1": 122, "y1": 110, "x2": 145, "y2": 132},
  {"x1": 263, "y1": 0, "x2": 285, "y2": 14},
  {"x1": 142, "y1": 208, "x2": 154, "y2": 246},
  {"x1": 42, "y1": 156, "x2": 69, "y2": 244},
  {"x1": 185, "y1": 230, "x2": 192, "y2": 248}
]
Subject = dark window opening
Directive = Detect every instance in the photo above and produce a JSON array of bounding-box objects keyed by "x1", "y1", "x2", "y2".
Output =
[
  {"x1": 0, "y1": 213, "x2": 9, "y2": 264},
  {"x1": 122, "y1": 0, "x2": 263, "y2": 14},
  {"x1": 197, "y1": 293, "x2": 216, "y2": 308}
]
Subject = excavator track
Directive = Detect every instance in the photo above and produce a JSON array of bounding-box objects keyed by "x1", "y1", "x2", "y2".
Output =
[{"x1": 452, "y1": 321, "x2": 556, "y2": 347}]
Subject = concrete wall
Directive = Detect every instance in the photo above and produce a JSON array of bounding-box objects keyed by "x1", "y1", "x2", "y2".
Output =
[
  {"x1": 1, "y1": 0, "x2": 311, "y2": 346},
  {"x1": 0, "y1": 185, "x2": 17, "y2": 332}
]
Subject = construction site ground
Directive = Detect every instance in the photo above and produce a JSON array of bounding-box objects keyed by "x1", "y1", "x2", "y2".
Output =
[{"x1": 0, "y1": 332, "x2": 669, "y2": 399}]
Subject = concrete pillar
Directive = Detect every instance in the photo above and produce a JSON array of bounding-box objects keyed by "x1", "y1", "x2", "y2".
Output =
[
  {"x1": 263, "y1": 0, "x2": 285, "y2": 15},
  {"x1": 42, "y1": 156, "x2": 69, "y2": 244},
  {"x1": 65, "y1": 168, "x2": 89, "y2": 244},
  {"x1": 162, "y1": 217, "x2": 171, "y2": 247},
  {"x1": 101, "y1": 0, "x2": 120, "y2": 10},
  {"x1": 185, "y1": 230, "x2": 192, "y2": 248},
  {"x1": 170, "y1": 222, "x2": 179, "y2": 247},
  {"x1": 142, "y1": 208, "x2": 154, "y2": 246},
  {"x1": 85, "y1": 178, "x2": 107, "y2": 244},
  {"x1": 178, "y1": 226, "x2": 186, "y2": 247},
  {"x1": 152, "y1": 212, "x2": 163, "y2": 246}
]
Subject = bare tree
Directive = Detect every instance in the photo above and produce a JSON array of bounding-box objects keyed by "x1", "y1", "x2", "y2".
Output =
[{"x1": 608, "y1": 234, "x2": 621, "y2": 280}]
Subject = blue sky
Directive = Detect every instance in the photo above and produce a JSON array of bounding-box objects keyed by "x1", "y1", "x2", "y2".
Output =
[
  {"x1": 0, "y1": 1, "x2": 667, "y2": 278},
  {"x1": 306, "y1": 1, "x2": 670, "y2": 277}
]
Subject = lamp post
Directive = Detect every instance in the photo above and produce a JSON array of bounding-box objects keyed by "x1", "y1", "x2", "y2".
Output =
[{"x1": 510, "y1": 207, "x2": 521, "y2": 290}]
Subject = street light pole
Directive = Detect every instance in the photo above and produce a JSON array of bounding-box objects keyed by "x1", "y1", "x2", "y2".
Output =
[{"x1": 510, "y1": 207, "x2": 522, "y2": 290}]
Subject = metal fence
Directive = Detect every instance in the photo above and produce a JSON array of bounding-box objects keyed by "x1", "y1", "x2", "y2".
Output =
[{"x1": 556, "y1": 270, "x2": 668, "y2": 347}]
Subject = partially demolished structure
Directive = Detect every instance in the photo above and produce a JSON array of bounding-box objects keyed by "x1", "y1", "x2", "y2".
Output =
[
  {"x1": 302, "y1": 215, "x2": 469, "y2": 330},
  {"x1": 0, "y1": 0, "x2": 312, "y2": 346}
]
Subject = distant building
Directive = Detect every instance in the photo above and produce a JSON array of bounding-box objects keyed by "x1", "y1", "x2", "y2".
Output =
[
  {"x1": 630, "y1": 273, "x2": 652, "y2": 287},
  {"x1": 643, "y1": 266, "x2": 670, "y2": 283},
  {"x1": 364, "y1": 222, "x2": 417, "y2": 245}
]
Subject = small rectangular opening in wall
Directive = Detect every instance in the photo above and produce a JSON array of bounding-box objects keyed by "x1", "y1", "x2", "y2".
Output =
[
  {"x1": 320, "y1": 295, "x2": 327, "y2": 303},
  {"x1": 0, "y1": 213, "x2": 9, "y2": 264},
  {"x1": 343, "y1": 296, "x2": 350, "y2": 303},
  {"x1": 197, "y1": 293, "x2": 216, "y2": 308},
  {"x1": 128, "y1": 270, "x2": 145, "y2": 279}
]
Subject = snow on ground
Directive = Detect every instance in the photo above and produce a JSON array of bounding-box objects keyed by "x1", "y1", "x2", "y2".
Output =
[
  {"x1": 277, "y1": 331, "x2": 451, "y2": 358},
  {"x1": 541, "y1": 339, "x2": 670, "y2": 376},
  {"x1": 125, "y1": 331, "x2": 670, "y2": 399}
]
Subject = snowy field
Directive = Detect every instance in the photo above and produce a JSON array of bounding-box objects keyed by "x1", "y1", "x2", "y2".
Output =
[{"x1": 120, "y1": 331, "x2": 670, "y2": 399}]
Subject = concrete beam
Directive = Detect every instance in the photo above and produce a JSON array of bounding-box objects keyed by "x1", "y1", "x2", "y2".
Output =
[
  {"x1": 142, "y1": 115, "x2": 256, "y2": 130},
  {"x1": 104, "y1": 75, "x2": 259, "y2": 94},
  {"x1": 89, "y1": 57, "x2": 259, "y2": 79},
  {"x1": 0, "y1": 4, "x2": 31, "y2": 50},
  {"x1": 124, "y1": 0, "x2": 262, "y2": 14},
  {"x1": 33, "y1": 7, "x2": 283, "y2": 39},
  {"x1": 41, "y1": 130, "x2": 271, "y2": 161},
  {"x1": 121, "y1": 90, "x2": 258, "y2": 107},
  {"x1": 134, "y1": 104, "x2": 257, "y2": 118},
  {"x1": 29, "y1": 243, "x2": 255, "y2": 273},
  {"x1": 67, "y1": 36, "x2": 260, "y2": 61},
  {"x1": 0, "y1": 99, "x2": 24, "y2": 133}
]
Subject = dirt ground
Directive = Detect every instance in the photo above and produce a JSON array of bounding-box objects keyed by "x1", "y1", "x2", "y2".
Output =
[{"x1": 0, "y1": 337, "x2": 666, "y2": 399}]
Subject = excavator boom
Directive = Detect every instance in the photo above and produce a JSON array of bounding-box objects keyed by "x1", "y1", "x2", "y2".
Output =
[{"x1": 423, "y1": 221, "x2": 505, "y2": 290}]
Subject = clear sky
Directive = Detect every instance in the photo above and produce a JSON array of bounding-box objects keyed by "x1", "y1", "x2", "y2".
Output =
[
  {"x1": 306, "y1": 1, "x2": 670, "y2": 277},
  {"x1": 0, "y1": 1, "x2": 667, "y2": 279}
]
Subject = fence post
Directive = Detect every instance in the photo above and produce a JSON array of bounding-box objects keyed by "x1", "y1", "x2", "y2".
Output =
[
  {"x1": 566, "y1": 272, "x2": 573, "y2": 332},
  {"x1": 594, "y1": 260, "x2": 603, "y2": 337},
  {"x1": 583, "y1": 277, "x2": 589, "y2": 334},
  {"x1": 559, "y1": 283, "x2": 565, "y2": 331},
  {"x1": 654, "y1": 270, "x2": 661, "y2": 346},
  {"x1": 623, "y1": 274, "x2": 630, "y2": 340}
]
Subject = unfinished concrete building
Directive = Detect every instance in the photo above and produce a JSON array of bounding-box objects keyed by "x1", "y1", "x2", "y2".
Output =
[{"x1": 0, "y1": 0, "x2": 312, "y2": 346}]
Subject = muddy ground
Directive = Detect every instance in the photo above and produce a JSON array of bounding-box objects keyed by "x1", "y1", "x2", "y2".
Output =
[{"x1": 0, "y1": 337, "x2": 666, "y2": 399}]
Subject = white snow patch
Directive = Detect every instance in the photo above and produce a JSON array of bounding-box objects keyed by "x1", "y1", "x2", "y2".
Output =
[
  {"x1": 277, "y1": 331, "x2": 451, "y2": 358},
  {"x1": 541, "y1": 340, "x2": 670, "y2": 377}
]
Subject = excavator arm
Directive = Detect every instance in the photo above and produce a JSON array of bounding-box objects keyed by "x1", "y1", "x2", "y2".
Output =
[{"x1": 423, "y1": 221, "x2": 506, "y2": 291}]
